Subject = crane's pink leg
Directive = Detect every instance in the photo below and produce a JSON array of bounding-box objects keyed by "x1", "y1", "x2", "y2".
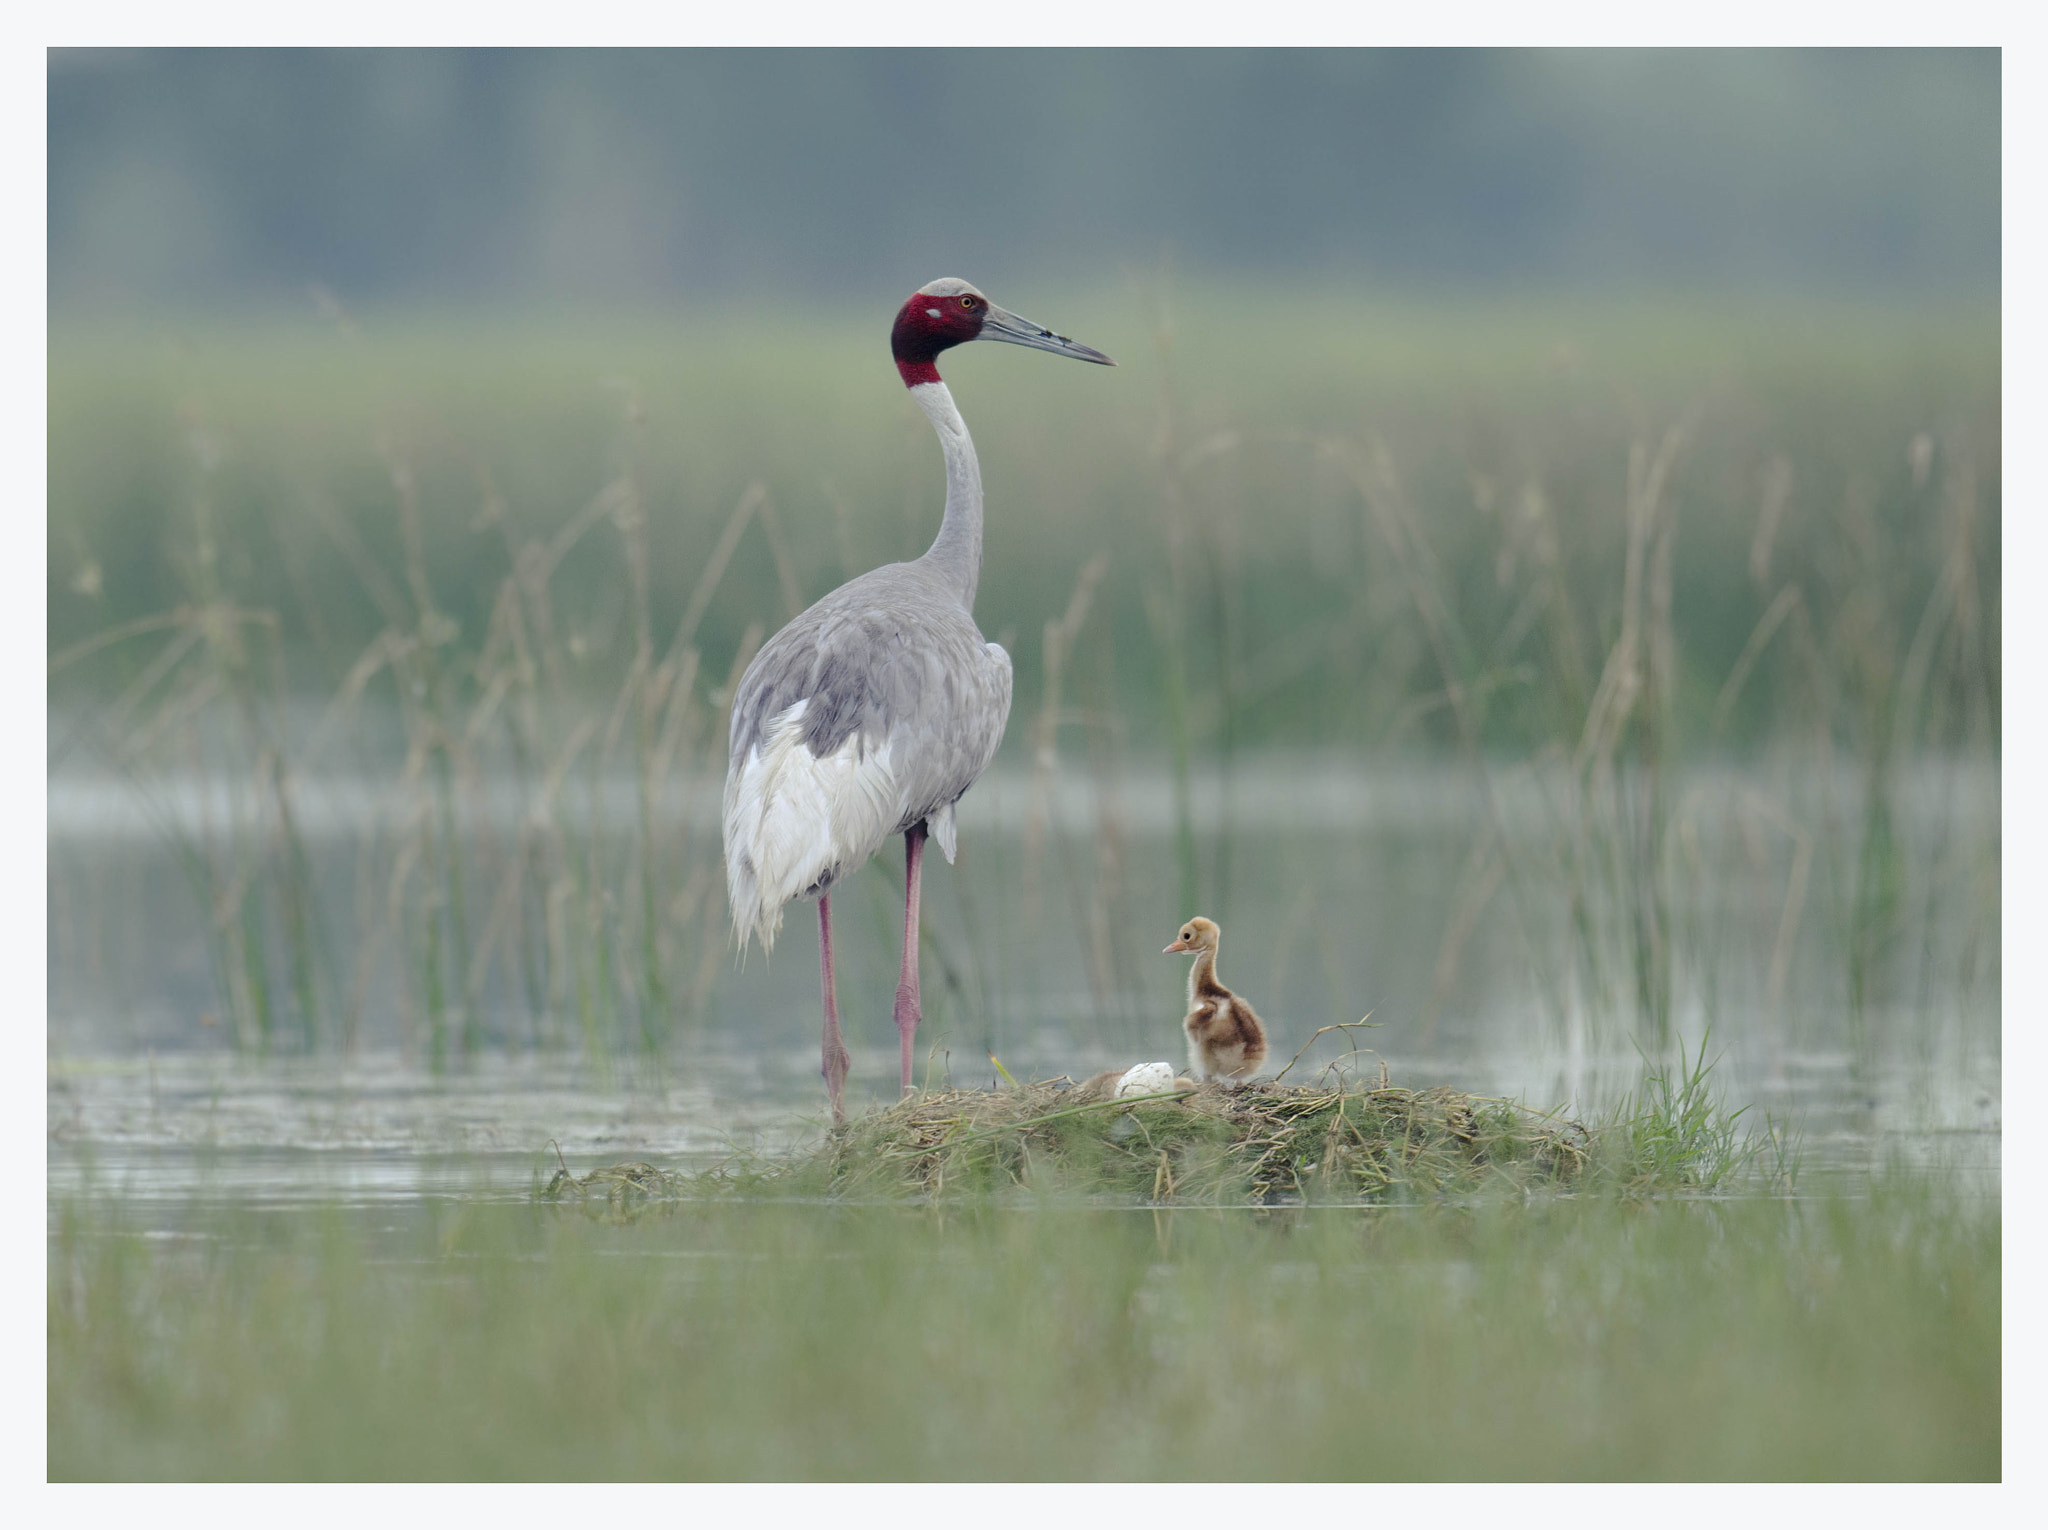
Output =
[
  {"x1": 893, "y1": 823, "x2": 927, "y2": 1096},
  {"x1": 818, "y1": 894, "x2": 850, "y2": 1126}
]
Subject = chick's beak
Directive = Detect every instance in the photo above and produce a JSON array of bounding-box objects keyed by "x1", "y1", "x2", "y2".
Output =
[{"x1": 1164, "y1": 939, "x2": 1191, "y2": 954}]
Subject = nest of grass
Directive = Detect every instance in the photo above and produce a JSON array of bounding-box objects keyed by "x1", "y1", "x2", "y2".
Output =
[
  {"x1": 534, "y1": 1035, "x2": 1785, "y2": 1207},
  {"x1": 696, "y1": 1076, "x2": 1592, "y2": 1204}
]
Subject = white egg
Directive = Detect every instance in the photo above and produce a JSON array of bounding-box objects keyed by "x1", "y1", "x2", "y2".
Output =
[{"x1": 1115, "y1": 1061, "x2": 1179, "y2": 1099}]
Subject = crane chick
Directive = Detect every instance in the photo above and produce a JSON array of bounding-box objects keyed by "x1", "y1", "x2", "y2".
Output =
[{"x1": 1163, "y1": 917, "x2": 1268, "y2": 1084}]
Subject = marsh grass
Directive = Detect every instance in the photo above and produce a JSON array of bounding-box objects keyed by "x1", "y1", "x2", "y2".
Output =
[
  {"x1": 1605, "y1": 1031, "x2": 1793, "y2": 1194},
  {"x1": 52, "y1": 385, "x2": 767, "y2": 1062},
  {"x1": 47, "y1": 1172, "x2": 1996, "y2": 1480}
]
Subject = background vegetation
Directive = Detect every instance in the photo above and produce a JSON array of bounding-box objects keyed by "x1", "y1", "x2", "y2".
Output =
[
  {"x1": 49, "y1": 291, "x2": 2000, "y2": 754},
  {"x1": 48, "y1": 291, "x2": 2000, "y2": 1066}
]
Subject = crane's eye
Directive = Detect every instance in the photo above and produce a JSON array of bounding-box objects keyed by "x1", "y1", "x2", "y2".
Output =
[{"x1": 959, "y1": 296, "x2": 978, "y2": 309}]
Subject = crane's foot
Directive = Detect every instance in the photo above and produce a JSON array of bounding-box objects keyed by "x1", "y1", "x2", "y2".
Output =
[
  {"x1": 818, "y1": 893, "x2": 850, "y2": 1125},
  {"x1": 893, "y1": 982, "x2": 920, "y2": 1097},
  {"x1": 822, "y1": 1034, "x2": 851, "y2": 1126}
]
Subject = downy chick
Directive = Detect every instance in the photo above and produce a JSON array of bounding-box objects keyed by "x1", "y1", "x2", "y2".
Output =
[{"x1": 1163, "y1": 917, "x2": 1268, "y2": 1083}]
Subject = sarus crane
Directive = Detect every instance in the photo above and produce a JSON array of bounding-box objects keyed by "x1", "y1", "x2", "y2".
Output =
[{"x1": 722, "y1": 278, "x2": 1114, "y2": 1123}]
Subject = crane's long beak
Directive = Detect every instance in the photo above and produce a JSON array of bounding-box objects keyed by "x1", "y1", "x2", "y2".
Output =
[{"x1": 978, "y1": 303, "x2": 1116, "y2": 366}]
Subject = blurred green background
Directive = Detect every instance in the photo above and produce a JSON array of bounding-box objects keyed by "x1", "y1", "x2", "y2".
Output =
[
  {"x1": 49, "y1": 49, "x2": 1997, "y2": 311},
  {"x1": 48, "y1": 47, "x2": 2001, "y2": 747}
]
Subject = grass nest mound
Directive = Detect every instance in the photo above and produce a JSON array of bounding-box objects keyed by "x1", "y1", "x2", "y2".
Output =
[
  {"x1": 703, "y1": 1077, "x2": 1592, "y2": 1204},
  {"x1": 538, "y1": 1039, "x2": 1778, "y2": 1208}
]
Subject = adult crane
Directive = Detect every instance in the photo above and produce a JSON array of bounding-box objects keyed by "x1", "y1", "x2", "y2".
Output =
[{"x1": 723, "y1": 278, "x2": 1114, "y2": 1123}]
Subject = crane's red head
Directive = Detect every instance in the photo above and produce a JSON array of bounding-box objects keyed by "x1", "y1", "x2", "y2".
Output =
[
  {"x1": 891, "y1": 278, "x2": 1116, "y2": 388},
  {"x1": 892, "y1": 279, "x2": 990, "y2": 386}
]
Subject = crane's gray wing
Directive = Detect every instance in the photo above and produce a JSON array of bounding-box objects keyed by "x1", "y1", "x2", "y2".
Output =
[{"x1": 722, "y1": 563, "x2": 1011, "y2": 950}]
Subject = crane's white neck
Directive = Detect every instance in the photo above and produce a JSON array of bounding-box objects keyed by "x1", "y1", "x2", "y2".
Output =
[{"x1": 908, "y1": 380, "x2": 982, "y2": 611}]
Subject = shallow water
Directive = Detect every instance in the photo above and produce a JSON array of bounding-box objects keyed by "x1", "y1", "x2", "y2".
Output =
[
  {"x1": 48, "y1": 1040, "x2": 1999, "y2": 1230},
  {"x1": 49, "y1": 750, "x2": 2000, "y2": 1223}
]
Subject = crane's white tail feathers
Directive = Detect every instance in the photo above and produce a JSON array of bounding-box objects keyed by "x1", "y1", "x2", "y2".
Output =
[
  {"x1": 928, "y1": 800, "x2": 958, "y2": 863},
  {"x1": 723, "y1": 699, "x2": 903, "y2": 954}
]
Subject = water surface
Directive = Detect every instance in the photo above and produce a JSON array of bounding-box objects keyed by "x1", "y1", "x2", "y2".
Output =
[{"x1": 49, "y1": 752, "x2": 2000, "y2": 1222}]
